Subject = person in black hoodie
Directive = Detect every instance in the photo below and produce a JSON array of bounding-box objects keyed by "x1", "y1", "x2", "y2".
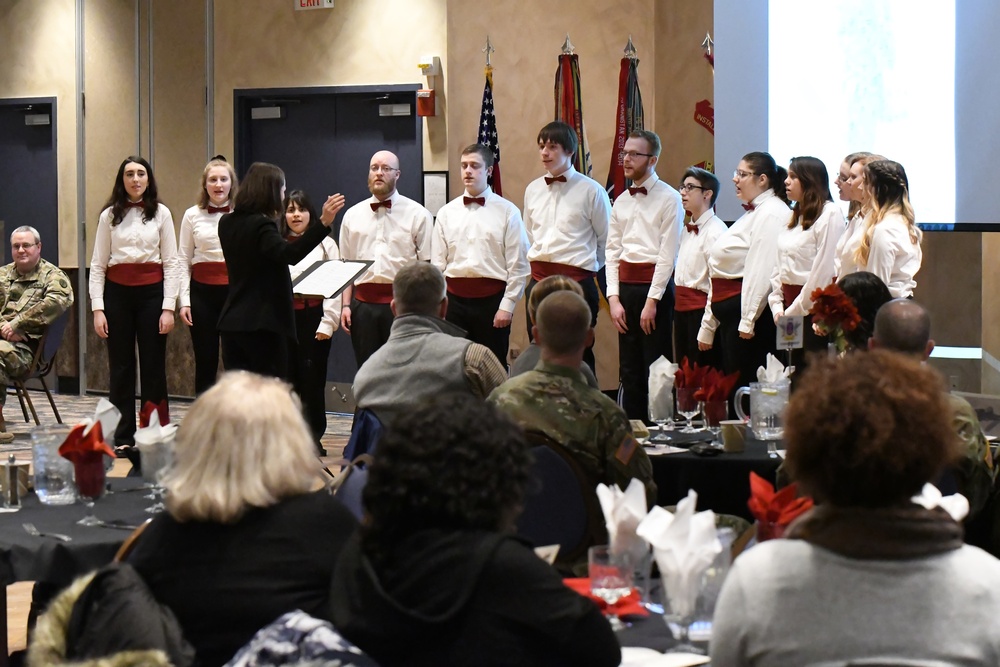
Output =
[{"x1": 329, "y1": 393, "x2": 621, "y2": 667}]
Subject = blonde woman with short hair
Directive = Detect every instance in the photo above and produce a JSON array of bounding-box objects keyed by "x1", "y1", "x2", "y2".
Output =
[{"x1": 128, "y1": 371, "x2": 357, "y2": 666}]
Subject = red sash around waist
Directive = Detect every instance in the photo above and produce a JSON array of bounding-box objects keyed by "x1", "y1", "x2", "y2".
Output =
[
  {"x1": 781, "y1": 283, "x2": 803, "y2": 308},
  {"x1": 619, "y1": 261, "x2": 656, "y2": 284},
  {"x1": 191, "y1": 262, "x2": 228, "y2": 286},
  {"x1": 294, "y1": 297, "x2": 324, "y2": 310},
  {"x1": 710, "y1": 277, "x2": 743, "y2": 303},
  {"x1": 106, "y1": 262, "x2": 163, "y2": 287},
  {"x1": 446, "y1": 277, "x2": 506, "y2": 299},
  {"x1": 354, "y1": 282, "x2": 394, "y2": 304},
  {"x1": 530, "y1": 261, "x2": 596, "y2": 282},
  {"x1": 675, "y1": 285, "x2": 709, "y2": 312}
]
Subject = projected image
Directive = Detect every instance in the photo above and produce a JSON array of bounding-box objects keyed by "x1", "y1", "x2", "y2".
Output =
[{"x1": 768, "y1": 1, "x2": 954, "y2": 225}]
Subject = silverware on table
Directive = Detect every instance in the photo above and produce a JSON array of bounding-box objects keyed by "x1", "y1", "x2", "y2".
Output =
[{"x1": 22, "y1": 522, "x2": 72, "y2": 542}]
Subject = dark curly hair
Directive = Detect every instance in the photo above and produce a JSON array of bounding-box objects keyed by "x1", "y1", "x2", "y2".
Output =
[
  {"x1": 837, "y1": 271, "x2": 892, "y2": 351},
  {"x1": 361, "y1": 393, "x2": 533, "y2": 567},
  {"x1": 784, "y1": 349, "x2": 962, "y2": 508}
]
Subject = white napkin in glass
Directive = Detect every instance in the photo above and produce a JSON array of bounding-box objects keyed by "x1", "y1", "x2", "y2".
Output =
[
  {"x1": 81, "y1": 397, "x2": 121, "y2": 442},
  {"x1": 597, "y1": 478, "x2": 650, "y2": 562},
  {"x1": 911, "y1": 483, "x2": 969, "y2": 521},
  {"x1": 648, "y1": 356, "x2": 678, "y2": 418},
  {"x1": 636, "y1": 490, "x2": 721, "y2": 619},
  {"x1": 757, "y1": 353, "x2": 793, "y2": 383}
]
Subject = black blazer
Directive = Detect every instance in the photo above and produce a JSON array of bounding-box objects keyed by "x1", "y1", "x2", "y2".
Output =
[{"x1": 217, "y1": 210, "x2": 330, "y2": 338}]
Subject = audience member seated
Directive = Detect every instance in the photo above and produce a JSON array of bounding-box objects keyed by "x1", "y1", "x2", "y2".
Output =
[
  {"x1": 509, "y1": 274, "x2": 599, "y2": 389},
  {"x1": 836, "y1": 270, "x2": 891, "y2": 351},
  {"x1": 870, "y1": 298, "x2": 996, "y2": 549},
  {"x1": 491, "y1": 291, "x2": 656, "y2": 508},
  {"x1": 127, "y1": 371, "x2": 358, "y2": 667},
  {"x1": 329, "y1": 393, "x2": 620, "y2": 667},
  {"x1": 352, "y1": 261, "x2": 507, "y2": 428},
  {"x1": 710, "y1": 351, "x2": 1000, "y2": 666}
]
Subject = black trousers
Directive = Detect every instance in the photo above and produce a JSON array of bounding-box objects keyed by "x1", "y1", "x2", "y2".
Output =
[
  {"x1": 221, "y1": 330, "x2": 293, "y2": 382},
  {"x1": 188, "y1": 280, "x2": 227, "y2": 394},
  {"x1": 104, "y1": 281, "x2": 168, "y2": 446},
  {"x1": 350, "y1": 299, "x2": 394, "y2": 368},
  {"x1": 523, "y1": 275, "x2": 600, "y2": 372},
  {"x1": 674, "y1": 307, "x2": 721, "y2": 369},
  {"x1": 292, "y1": 304, "x2": 333, "y2": 443},
  {"x1": 618, "y1": 282, "x2": 674, "y2": 421},
  {"x1": 445, "y1": 290, "x2": 508, "y2": 366},
  {"x1": 712, "y1": 294, "x2": 778, "y2": 392}
]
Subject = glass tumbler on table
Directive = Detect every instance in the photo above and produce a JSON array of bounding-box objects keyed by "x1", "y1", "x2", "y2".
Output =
[
  {"x1": 588, "y1": 545, "x2": 634, "y2": 632},
  {"x1": 31, "y1": 424, "x2": 76, "y2": 506}
]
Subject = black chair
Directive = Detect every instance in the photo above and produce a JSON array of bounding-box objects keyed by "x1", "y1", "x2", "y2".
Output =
[
  {"x1": 515, "y1": 431, "x2": 607, "y2": 571},
  {"x1": 10, "y1": 309, "x2": 70, "y2": 425},
  {"x1": 331, "y1": 453, "x2": 373, "y2": 521}
]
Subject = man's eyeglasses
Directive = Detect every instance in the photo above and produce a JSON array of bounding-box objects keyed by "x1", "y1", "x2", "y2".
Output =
[
  {"x1": 620, "y1": 151, "x2": 655, "y2": 160},
  {"x1": 11, "y1": 243, "x2": 36, "y2": 251},
  {"x1": 733, "y1": 169, "x2": 757, "y2": 180},
  {"x1": 370, "y1": 165, "x2": 399, "y2": 174},
  {"x1": 680, "y1": 183, "x2": 705, "y2": 193}
]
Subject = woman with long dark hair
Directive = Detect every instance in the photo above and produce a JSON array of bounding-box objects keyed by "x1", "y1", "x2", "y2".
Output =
[
  {"x1": 217, "y1": 163, "x2": 344, "y2": 381},
  {"x1": 282, "y1": 190, "x2": 342, "y2": 449},
  {"x1": 177, "y1": 156, "x2": 238, "y2": 394},
  {"x1": 768, "y1": 156, "x2": 845, "y2": 365},
  {"x1": 698, "y1": 151, "x2": 790, "y2": 388},
  {"x1": 90, "y1": 155, "x2": 179, "y2": 447}
]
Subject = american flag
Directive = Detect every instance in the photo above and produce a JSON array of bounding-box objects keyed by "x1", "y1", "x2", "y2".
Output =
[{"x1": 477, "y1": 65, "x2": 502, "y2": 196}]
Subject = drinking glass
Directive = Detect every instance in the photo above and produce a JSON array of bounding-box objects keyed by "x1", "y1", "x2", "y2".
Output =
[
  {"x1": 702, "y1": 399, "x2": 728, "y2": 447},
  {"x1": 139, "y1": 442, "x2": 172, "y2": 513},
  {"x1": 676, "y1": 387, "x2": 702, "y2": 433},
  {"x1": 588, "y1": 545, "x2": 634, "y2": 631},
  {"x1": 73, "y1": 456, "x2": 105, "y2": 527},
  {"x1": 660, "y1": 528, "x2": 733, "y2": 654},
  {"x1": 31, "y1": 425, "x2": 76, "y2": 506},
  {"x1": 648, "y1": 388, "x2": 674, "y2": 436}
]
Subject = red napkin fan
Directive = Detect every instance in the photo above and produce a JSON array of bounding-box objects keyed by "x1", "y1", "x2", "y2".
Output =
[
  {"x1": 58, "y1": 422, "x2": 116, "y2": 463},
  {"x1": 563, "y1": 578, "x2": 649, "y2": 618},
  {"x1": 139, "y1": 399, "x2": 170, "y2": 428},
  {"x1": 674, "y1": 357, "x2": 708, "y2": 390},
  {"x1": 747, "y1": 472, "x2": 813, "y2": 541},
  {"x1": 694, "y1": 368, "x2": 740, "y2": 403}
]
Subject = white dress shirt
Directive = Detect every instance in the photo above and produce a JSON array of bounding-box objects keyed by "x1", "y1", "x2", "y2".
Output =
[
  {"x1": 865, "y1": 212, "x2": 922, "y2": 298},
  {"x1": 605, "y1": 172, "x2": 682, "y2": 300},
  {"x1": 430, "y1": 187, "x2": 529, "y2": 314},
  {"x1": 768, "y1": 201, "x2": 846, "y2": 317},
  {"x1": 290, "y1": 236, "x2": 342, "y2": 337},
  {"x1": 339, "y1": 191, "x2": 433, "y2": 285},
  {"x1": 89, "y1": 203, "x2": 180, "y2": 311},
  {"x1": 675, "y1": 209, "x2": 728, "y2": 295},
  {"x1": 698, "y1": 189, "x2": 789, "y2": 343},
  {"x1": 177, "y1": 204, "x2": 226, "y2": 309},
  {"x1": 835, "y1": 212, "x2": 867, "y2": 280},
  {"x1": 522, "y1": 166, "x2": 610, "y2": 272}
]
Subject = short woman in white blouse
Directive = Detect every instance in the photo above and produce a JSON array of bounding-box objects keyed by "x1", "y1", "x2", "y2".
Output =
[
  {"x1": 177, "y1": 157, "x2": 238, "y2": 395},
  {"x1": 89, "y1": 156, "x2": 179, "y2": 446},
  {"x1": 769, "y1": 156, "x2": 845, "y2": 366},
  {"x1": 855, "y1": 160, "x2": 922, "y2": 298}
]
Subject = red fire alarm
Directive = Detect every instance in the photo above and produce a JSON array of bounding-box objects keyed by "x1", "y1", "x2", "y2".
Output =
[{"x1": 417, "y1": 89, "x2": 436, "y2": 117}]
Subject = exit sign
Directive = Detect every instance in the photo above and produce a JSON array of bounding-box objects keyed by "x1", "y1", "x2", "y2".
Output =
[{"x1": 296, "y1": 0, "x2": 333, "y2": 9}]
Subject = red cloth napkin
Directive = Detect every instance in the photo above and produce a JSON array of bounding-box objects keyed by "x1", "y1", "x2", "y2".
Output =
[
  {"x1": 694, "y1": 368, "x2": 740, "y2": 402},
  {"x1": 563, "y1": 578, "x2": 649, "y2": 618},
  {"x1": 139, "y1": 399, "x2": 170, "y2": 428},
  {"x1": 58, "y1": 422, "x2": 116, "y2": 463},
  {"x1": 674, "y1": 357, "x2": 708, "y2": 390},
  {"x1": 747, "y1": 472, "x2": 813, "y2": 527}
]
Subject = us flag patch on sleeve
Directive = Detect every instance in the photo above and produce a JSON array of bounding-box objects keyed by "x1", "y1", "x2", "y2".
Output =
[{"x1": 615, "y1": 433, "x2": 639, "y2": 465}]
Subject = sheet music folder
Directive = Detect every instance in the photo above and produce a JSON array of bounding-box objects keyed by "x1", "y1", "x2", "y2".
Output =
[{"x1": 291, "y1": 259, "x2": 372, "y2": 300}]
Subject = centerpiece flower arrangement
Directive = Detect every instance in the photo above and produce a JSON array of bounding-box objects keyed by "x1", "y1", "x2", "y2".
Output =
[{"x1": 809, "y1": 282, "x2": 861, "y2": 354}]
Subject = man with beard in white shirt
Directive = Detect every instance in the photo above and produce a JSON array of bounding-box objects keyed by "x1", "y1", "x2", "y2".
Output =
[{"x1": 431, "y1": 144, "x2": 528, "y2": 365}]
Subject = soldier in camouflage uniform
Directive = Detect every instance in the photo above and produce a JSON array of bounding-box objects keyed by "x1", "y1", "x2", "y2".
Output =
[
  {"x1": 489, "y1": 290, "x2": 657, "y2": 508},
  {"x1": 0, "y1": 226, "x2": 74, "y2": 442}
]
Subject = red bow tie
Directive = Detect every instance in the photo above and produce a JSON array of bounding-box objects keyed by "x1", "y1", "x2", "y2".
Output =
[
  {"x1": 371, "y1": 200, "x2": 392, "y2": 212},
  {"x1": 628, "y1": 186, "x2": 647, "y2": 196},
  {"x1": 685, "y1": 223, "x2": 699, "y2": 234},
  {"x1": 125, "y1": 201, "x2": 144, "y2": 209},
  {"x1": 742, "y1": 202, "x2": 756, "y2": 212},
  {"x1": 463, "y1": 196, "x2": 486, "y2": 207},
  {"x1": 207, "y1": 205, "x2": 230, "y2": 214},
  {"x1": 544, "y1": 175, "x2": 567, "y2": 185}
]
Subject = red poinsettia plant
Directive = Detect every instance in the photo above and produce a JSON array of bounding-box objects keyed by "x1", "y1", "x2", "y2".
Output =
[{"x1": 809, "y1": 282, "x2": 861, "y2": 353}]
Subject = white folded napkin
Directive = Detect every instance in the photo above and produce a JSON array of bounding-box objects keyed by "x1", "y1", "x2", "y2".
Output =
[
  {"x1": 757, "y1": 353, "x2": 793, "y2": 383},
  {"x1": 597, "y1": 478, "x2": 650, "y2": 563},
  {"x1": 81, "y1": 397, "x2": 121, "y2": 442},
  {"x1": 636, "y1": 490, "x2": 721, "y2": 619},
  {"x1": 911, "y1": 483, "x2": 969, "y2": 521},
  {"x1": 648, "y1": 356, "x2": 678, "y2": 420}
]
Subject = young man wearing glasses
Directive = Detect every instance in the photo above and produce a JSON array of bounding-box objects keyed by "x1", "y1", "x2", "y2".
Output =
[
  {"x1": 674, "y1": 167, "x2": 727, "y2": 368},
  {"x1": 0, "y1": 226, "x2": 74, "y2": 442},
  {"x1": 340, "y1": 150, "x2": 433, "y2": 366},
  {"x1": 605, "y1": 130, "x2": 682, "y2": 421}
]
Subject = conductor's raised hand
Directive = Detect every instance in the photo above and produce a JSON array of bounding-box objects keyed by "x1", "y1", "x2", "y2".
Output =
[{"x1": 320, "y1": 194, "x2": 347, "y2": 225}]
